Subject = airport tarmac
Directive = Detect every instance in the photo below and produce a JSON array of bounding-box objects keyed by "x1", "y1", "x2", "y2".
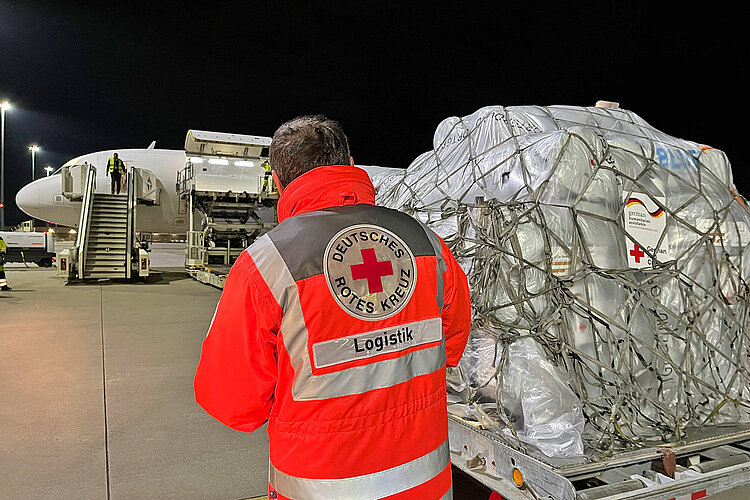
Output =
[{"x1": 0, "y1": 244, "x2": 270, "y2": 500}]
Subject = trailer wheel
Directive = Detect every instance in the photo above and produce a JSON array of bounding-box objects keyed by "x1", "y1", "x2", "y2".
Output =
[{"x1": 37, "y1": 257, "x2": 53, "y2": 268}]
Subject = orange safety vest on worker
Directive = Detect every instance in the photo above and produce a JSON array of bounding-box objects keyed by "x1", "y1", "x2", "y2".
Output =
[{"x1": 194, "y1": 165, "x2": 471, "y2": 500}]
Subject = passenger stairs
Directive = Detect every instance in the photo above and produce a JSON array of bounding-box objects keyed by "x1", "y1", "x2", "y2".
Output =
[
  {"x1": 60, "y1": 163, "x2": 159, "y2": 281},
  {"x1": 84, "y1": 193, "x2": 129, "y2": 278}
]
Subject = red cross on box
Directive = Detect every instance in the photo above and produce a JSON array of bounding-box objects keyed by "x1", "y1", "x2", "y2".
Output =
[
  {"x1": 630, "y1": 243, "x2": 645, "y2": 263},
  {"x1": 350, "y1": 248, "x2": 394, "y2": 294}
]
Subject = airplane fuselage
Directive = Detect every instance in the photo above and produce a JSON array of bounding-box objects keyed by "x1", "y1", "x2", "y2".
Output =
[
  {"x1": 16, "y1": 145, "x2": 399, "y2": 235},
  {"x1": 16, "y1": 148, "x2": 191, "y2": 233}
]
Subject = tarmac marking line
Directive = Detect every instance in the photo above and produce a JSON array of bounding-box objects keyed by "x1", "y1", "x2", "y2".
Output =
[{"x1": 100, "y1": 284, "x2": 112, "y2": 500}]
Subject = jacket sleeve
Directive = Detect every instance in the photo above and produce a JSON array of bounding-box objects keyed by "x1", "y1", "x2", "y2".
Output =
[
  {"x1": 193, "y1": 252, "x2": 281, "y2": 432},
  {"x1": 438, "y1": 237, "x2": 471, "y2": 367}
]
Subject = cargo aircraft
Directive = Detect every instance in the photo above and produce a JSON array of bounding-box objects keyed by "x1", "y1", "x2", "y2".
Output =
[{"x1": 15, "y1": 141, "x2": 397, "y2": 233}]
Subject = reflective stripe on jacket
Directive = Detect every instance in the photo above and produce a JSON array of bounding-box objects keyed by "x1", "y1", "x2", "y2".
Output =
[{"x1": 194, "y1": 165, "x2": 471, "y2": 500}]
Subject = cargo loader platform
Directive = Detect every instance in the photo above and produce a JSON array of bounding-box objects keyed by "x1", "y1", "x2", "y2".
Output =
[{"x1": 177, "y1": 130, "x2": 278, "y2": 289}]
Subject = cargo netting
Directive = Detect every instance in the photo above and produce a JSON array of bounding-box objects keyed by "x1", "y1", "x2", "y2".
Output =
[{"x1": 372, "y1": 105, "x2": 750, "y2": 461}]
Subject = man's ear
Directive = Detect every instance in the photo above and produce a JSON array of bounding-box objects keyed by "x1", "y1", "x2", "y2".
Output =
[
  {"x1": 349, "y1": 156, "x2": 355, "y2": 166},
  {"x1": 272, "y1": 170, "x2": 284, "y2": 194}
]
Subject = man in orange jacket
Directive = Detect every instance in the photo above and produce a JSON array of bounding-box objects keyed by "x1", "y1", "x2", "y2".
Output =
[{"x1": 194, "y1": 115, "x2": 471, "y2": 500}]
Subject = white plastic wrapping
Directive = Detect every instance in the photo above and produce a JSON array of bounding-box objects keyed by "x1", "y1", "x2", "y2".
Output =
[
  {"x1": 501, "y1": 338, "x2": 585, "y2": 457},
  {"x1": 375, "y1": 104, "x2": 750, "y2": 460}
]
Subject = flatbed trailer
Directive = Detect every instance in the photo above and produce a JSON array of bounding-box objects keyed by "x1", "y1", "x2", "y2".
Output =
[{"x1": 449, "y1": 416, "x2": 750, "y2": 499}]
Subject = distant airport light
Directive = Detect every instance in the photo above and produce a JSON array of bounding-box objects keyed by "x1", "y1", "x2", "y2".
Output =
[
  {"x1": 29, "y1": 144, "x2": 40, "y2": 181},
  {"x1": 0, "y1": 100, "x2": 10, "y2": 111},
  {"x1": 234, "y1": 160, "x2": 255, "y2": 167},
  {"x1": 44, "y1": 165, "x2": 53, "y2": 176},
  {"x1": 69, "y1": 228, "x2": 76, "y2": 234},
  {"x1": 208, "y1": 159, "x2": 229, "y2": 165}
]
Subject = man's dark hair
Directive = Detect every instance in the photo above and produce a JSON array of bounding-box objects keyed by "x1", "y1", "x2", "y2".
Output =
[{"x1": 269, "y1": 115, "x2": 351, "y2": 187}]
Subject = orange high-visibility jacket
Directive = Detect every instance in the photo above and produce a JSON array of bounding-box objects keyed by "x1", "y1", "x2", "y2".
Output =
[{"x1": 194, "y1": 165, "x2": 471, "y2": 500}]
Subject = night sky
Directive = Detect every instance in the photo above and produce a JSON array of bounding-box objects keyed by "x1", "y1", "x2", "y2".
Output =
[{"x1": 1, "y1": 1, "x2": 746, "y2": 227}]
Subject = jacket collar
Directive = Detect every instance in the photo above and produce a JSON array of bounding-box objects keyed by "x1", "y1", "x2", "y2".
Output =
[{"x1": 276, "y1": 165, "x2": 376, "y2": 222}]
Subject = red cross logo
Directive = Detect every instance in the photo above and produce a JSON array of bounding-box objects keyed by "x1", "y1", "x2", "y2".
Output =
[
  {"x1": 630, "y1": 244, "x2": 645, "y2": 263},
  {"x1": 350, "y1": 248, "x2": 393, "y2": 294}
]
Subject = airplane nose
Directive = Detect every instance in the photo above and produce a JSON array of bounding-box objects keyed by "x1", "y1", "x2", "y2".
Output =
[{"x1": 15, "y1": 181, "x2": 41, "y2": 218}]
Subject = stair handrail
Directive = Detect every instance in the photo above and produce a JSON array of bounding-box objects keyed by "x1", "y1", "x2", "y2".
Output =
[
  {"x1": 125, "y1": 166, "x2": 137, "y2": 279},
  {"x1": 75, "y1": 164, "x2": 96, "y2": 278},
  {"x1": 181, "y1": 160, "x2": 194, "y2": 195}
]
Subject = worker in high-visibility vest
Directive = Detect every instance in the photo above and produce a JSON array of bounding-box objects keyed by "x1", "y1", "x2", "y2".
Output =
[
  {"x1": 194, "y1": 115, "x2": 471, "y2": 499},
  {"x1": 105, "y1": 152, "x2": 127, "y2": 194},
  {"x1": 0, "y1": 235, "x2": 10, "y2": 291},
  {"x1": 261, "y1": 159, "x2": 271, "y2": 192}
]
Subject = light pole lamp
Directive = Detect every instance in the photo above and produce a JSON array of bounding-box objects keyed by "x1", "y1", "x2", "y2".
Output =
[
  {"x1": 45, "y1": 165, "x2": 53, "y2": 176},
  {"x1": 29, "y1": 144, "x2": 40, "y2": 181},
  {"x1": 1, "y1": 99, "x2": 10, "y2": 230}
]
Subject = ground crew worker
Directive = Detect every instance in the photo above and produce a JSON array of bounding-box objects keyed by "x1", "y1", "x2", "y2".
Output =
[
  {"x1": 105, "y1": 152, "x2": 126, "y2": 194},
  {"x1": 261, "y1": 159, "x2": 271, "y2": 192},
  {"x1": 194, "y1": 115, "x2": 471, "y2": 500},
  {"x1": 0, "y1": 235, "x2": 10, "y2": 291}
]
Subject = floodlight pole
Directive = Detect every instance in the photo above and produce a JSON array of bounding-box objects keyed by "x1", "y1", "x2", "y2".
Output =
[
  {"x1": 0, "y1": 100, "x2": 8, "y2": 230},
  {"x1": 29, "y1": 144, "x2": 39, "y2": 181}
]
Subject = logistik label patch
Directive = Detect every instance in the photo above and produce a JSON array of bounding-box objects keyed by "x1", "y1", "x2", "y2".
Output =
[
  {"x1": 323, "y1": 224, "x2": 417, "y2": 321},
  {"x1": 312, "y1": 318, "x2": 442, "y2": 369}
]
